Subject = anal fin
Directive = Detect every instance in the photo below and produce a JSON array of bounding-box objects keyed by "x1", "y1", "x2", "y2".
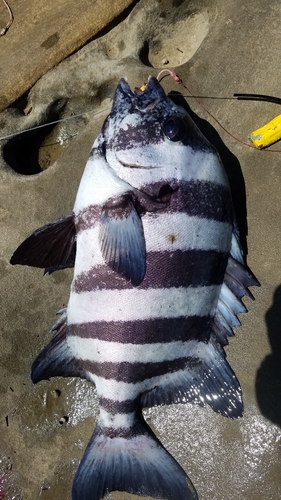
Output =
[
  {"x1": 141, "y1": 337, "x2": 243, "y2": 418},
  {"x1": 31, "y1": 312, "x2": 86, "y2": 384}
]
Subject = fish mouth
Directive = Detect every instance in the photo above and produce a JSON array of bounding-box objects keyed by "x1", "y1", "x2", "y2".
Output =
[
  {"x1": 132, "y1": 76, "x2": 166, "y2": 110},
  {"x1": 133, "y1": 100, "x2": 159, "y2": 112},
  {"x1": 118, "y1": 158, "x2": 159, "y2": 169},
  {"x1": 114, "y1": 77, "x2": 166, "y2": 114}
]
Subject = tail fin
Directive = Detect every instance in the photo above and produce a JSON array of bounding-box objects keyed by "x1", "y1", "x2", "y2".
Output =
[{"x1": 72, "y1": 418, "x2": 198, "y2": 500}]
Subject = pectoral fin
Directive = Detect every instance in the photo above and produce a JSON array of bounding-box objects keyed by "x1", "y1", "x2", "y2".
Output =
[
  {"x1": 10, "y1": 214, "x2": 76, "y2": 273},
  {"x1": 99, "y1": 195, "x2": 146, "y2": 286}
]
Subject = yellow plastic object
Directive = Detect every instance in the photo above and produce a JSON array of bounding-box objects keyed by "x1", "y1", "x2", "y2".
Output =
[
  {"x1": 249, "y1": 114, "x2": 281, "y2": 148},
  {"x1": 139, "y1": 83, "x2": 147, "y2": 91}
]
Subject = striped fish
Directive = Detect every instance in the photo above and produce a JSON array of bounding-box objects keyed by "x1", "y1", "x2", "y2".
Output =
[{"x1": 10, "y1": 77, "x2": 259, "y2": 500}]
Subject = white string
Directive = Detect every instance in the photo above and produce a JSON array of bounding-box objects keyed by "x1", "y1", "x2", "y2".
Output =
[
  {"x1": 0, "y1": 106, "x2": 111, "y2": 142},
  {"x1": 0, "y1": 92, "x2": 242, "y2": 144}
]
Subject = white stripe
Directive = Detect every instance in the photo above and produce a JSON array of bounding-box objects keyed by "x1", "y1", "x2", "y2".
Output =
[
  {"x1": 90, "y1": 373, "x2": 142, "y2": 401},
  {"x1": 73, "y1": 212, "x2": 232, "y2": 276},
  {"x1": 67, "y1": 337, "x2": 200, "y2": 364},
  {"x1": 99, "y1": 408, "x2": 136, "y2": 428},
  {"x1": 142, "y1": 213, "x2": 232, "y2": 253},
  {"x1": 106, "y1": 144, "x2": 229, "y2": 189},
  {"x1": 73, "y1": 227, "x2": 103, "y2": 276},
  {"x1": 73, "y1": 144, "x2": 132, "y2": 212},
  {"x1": 67, "y1": 285, "x2": 220, "y2": 324}
]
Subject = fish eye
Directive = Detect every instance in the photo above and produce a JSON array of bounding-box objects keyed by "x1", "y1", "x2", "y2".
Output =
[{"x1": 162, "y1": 116, "x2": 187, "y2": 142}]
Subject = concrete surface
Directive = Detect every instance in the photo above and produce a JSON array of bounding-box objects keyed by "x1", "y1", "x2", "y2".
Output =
[{"x1": 0, "y1": 0, "x2": 281, "y2": 499}]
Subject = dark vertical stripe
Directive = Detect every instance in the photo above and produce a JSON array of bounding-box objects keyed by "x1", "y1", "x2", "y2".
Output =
[
  {"x1": 73, "y1": 249, "x2": 229, "y2": 293},
  {"x1": 139, "y1": 179, "x2": 233, "y2": 222},
  {"x1": 69, "y1": 315, "x2": 212, "y2": 344},
  {"x1": 75, "y1": 179, "x2": 233, "y2": 231},
  {"x1": 95, "y1": 422, "x2": 146, "y2": 439},
  {"x1": 99, "y1": 397, "x2": 138, "y2": 414},
  {"x1": 80, "y1": 356, "x2": 200, "y2": 383}
]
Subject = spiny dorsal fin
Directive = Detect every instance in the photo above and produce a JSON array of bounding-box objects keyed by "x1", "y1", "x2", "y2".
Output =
[{"x1": 214, "y1": 254, "x2": 260, "y2": 346}]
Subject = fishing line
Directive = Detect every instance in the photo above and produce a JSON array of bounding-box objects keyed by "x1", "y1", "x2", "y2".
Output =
[
  {"x1": 0, "y1": 94, "x2": 240, "y2": 145},
  {"x1": 157, "y1": 69, "x2": 281, "y2": 153},
  {"x1": 0, "y1": 93, "x2": 232, "y2": 145},
  {"x1": 0, "y1": 106, "x2": 111, "y2": 142},
  {"x1": 1, "y1": 71, "x2": 281, "y2": 152},
  {"x1": 0, "y1": 94, "x2": 236, "y2": 143}
]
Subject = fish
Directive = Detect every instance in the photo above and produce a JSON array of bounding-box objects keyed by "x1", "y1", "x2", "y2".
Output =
[{"x1": 10, "y1": 76, "x2": 259, "y2": 500}]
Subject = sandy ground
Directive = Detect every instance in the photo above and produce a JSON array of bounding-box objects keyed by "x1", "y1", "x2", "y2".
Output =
[{"x1": 0, "y1": 0, "x2": 281, "y2": 499}]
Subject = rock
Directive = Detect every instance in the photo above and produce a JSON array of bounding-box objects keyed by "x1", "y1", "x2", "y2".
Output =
[
  {"x1": 0, "y1": 0, "x2": 136, "y2": 111},
  {"x1": 1, "y1": 0, "x2": 281, "y2": 499}
]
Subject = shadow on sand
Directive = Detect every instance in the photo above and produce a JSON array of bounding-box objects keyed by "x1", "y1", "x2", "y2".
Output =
[{"x1": 255, "y1": 285, "x2": 281, "y2": 427}]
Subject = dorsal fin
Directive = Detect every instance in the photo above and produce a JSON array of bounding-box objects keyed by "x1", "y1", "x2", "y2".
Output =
[{"x1": 214, "y1": 250, "x2": 260, "y2": 346}]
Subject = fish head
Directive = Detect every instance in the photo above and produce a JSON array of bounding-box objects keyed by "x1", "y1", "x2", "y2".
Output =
[{"x1": 103, "y1": 77, "x2": 220, "y2": 192}]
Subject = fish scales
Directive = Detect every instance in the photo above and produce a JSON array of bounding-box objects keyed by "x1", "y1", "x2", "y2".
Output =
[{"x1": 10, "y1": 77, "x2": 259, "y2": 500}]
